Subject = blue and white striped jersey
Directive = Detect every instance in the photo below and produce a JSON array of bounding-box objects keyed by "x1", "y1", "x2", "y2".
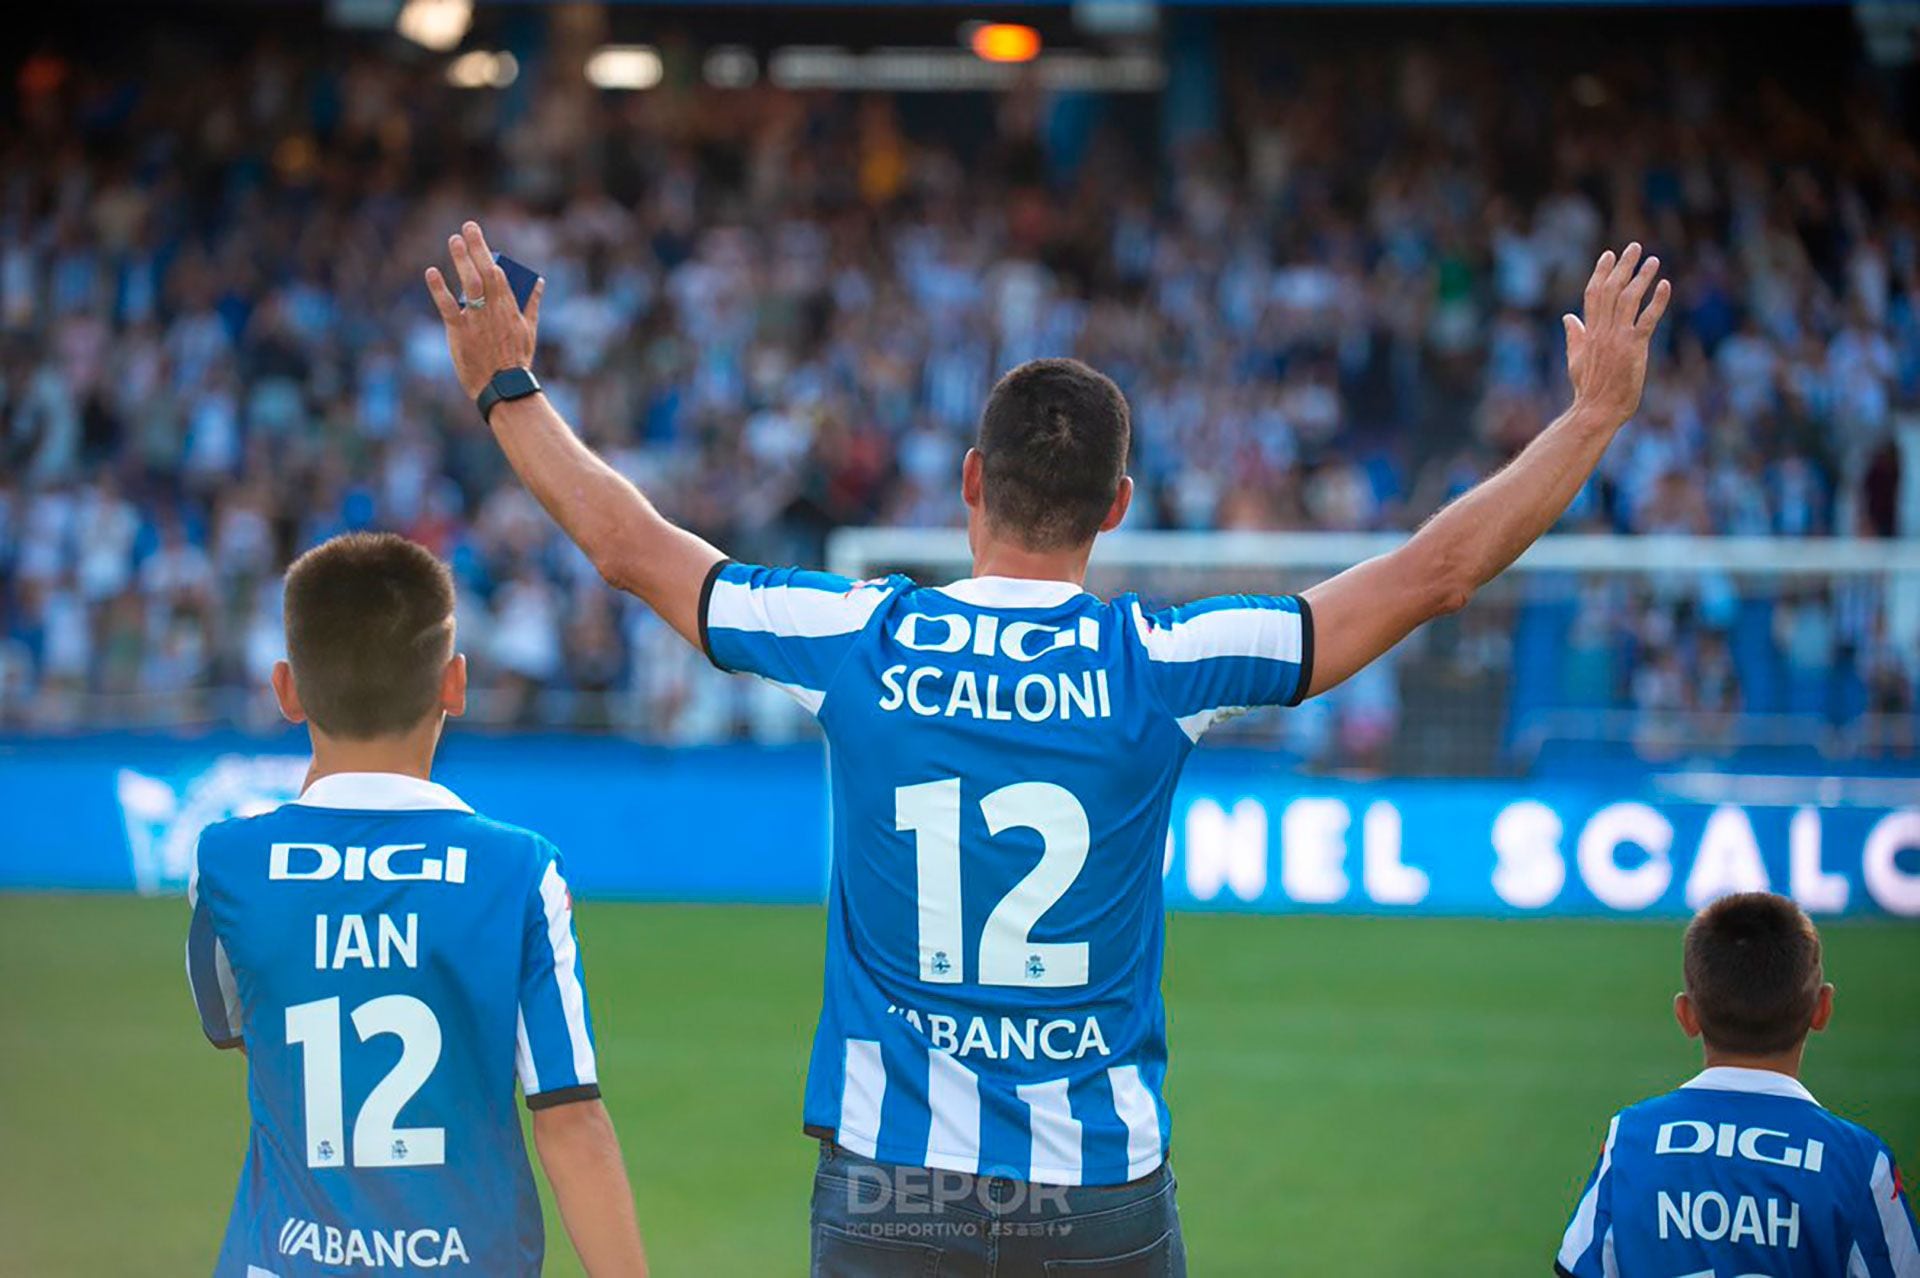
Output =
[
  {"x1": 186, "y1": 772, "x2": 600, "y2": 1277},
  {"x1": 1558, "y1": 1067, "x2": 1920, "y2": 1278},
  {"x1": 703, "y1": 563, "x2": 1312, "y2": 1186}
]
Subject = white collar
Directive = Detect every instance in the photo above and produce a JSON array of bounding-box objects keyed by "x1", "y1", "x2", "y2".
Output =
[
  {"x1": 935, "y1": 576, "x2": 1086, "y2": 608},
  {"x1": 290, "y1": 771, "x2": 473, "y2": 813},
  {"x1": 1680, "y1": 1066, "x2": 1821, "y2": 1107}
]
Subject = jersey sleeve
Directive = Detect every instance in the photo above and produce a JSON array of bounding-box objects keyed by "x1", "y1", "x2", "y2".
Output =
[
  {"x1": 1555, "y1": 1115, "x2": 1620, "y2": 1278},
  {"x1": 184, "y1": 839, "x2": 243, "y2": 1050},
  {"x1": 1130, "y1": 593, "x2": 1315, "y2": 741},
  {"x1": 700, "y1": 560, "x2": 897, "y2": 714},
  {"x1": 516, "y1": 843, "x2": 601, "y2": 1110},
  {"x1": 1851, "y1": 1144, "x2": 1920, "y2": 1278}
]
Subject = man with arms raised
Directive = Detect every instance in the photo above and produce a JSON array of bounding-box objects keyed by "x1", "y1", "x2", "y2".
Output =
[{"x1": 427, "y1": 224, "x2": 1668, "y2": 1274}]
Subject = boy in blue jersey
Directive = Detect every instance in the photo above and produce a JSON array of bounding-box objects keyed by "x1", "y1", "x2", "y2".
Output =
[
  {"x1": 185, "y1": 533, "x2": 647, "y2": 1277},
  {"x1": 1556, "y1": 892, "x2": 1918, "y2": 1278},
  {"x1": 428, "y1": 222, "x2": 1670, "y2": 1273}
]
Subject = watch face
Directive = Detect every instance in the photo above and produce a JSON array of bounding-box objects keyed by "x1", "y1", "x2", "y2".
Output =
[{"x1": 495, "y1": 369, "x2": 537, "y2": 398}]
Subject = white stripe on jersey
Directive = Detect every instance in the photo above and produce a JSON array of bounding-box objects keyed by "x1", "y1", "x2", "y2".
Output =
[
  {"x1": 1173, "y1": 704, "x2": 1253, "y2": 743},
  {"x1": 188, "y1": 847, "x2": 244, "y2": 1039},
  {"x1": 709, "y1": 577, "x2": 890, "y2": 640},
  {"x1": 1600, "y1": 1226, "x2": 1619, "y2": 1278},
  {"x1": 757, "y1": 676, "x2": 827, "y2": 715},
  {"x1": 1131, "y1": 601, "x2": 1302, "y2": 665},
  {"x1": 840, "y1": 1039, "x2": 886, "y2": 1159},
  {"x1": 1558, "y1": 1115, "x2": 1619, "y2": 1270},
  {"x1": 1850, "y1": 1244, "x2": 1871, "y2": 1278},
  {"x1": 538, "y1": 862, "x2": 598, "y2": 1087},
  {"x1": 514, "y1": 1008, "x2": 539, "y2": 1095},
  {"x1": 213, "y1": 937, "x2": 242, "y2": 1036},
  {"x1": 924, "y1": 1050, "x2": 981, "y2": 1174},
  {"x1": 1107, "y1": 1065, "x2": 1164, "y2": 1181},
  {"x1": 1871, "y1": 1151, "x2": 1920, "y2": 1277},
  {"x1": 182, "y1": 937, "x2": 214, "y2": 1038},
  {"x1": 1017, "y1": 1078, "x2": 1083, "y2": 1186}
]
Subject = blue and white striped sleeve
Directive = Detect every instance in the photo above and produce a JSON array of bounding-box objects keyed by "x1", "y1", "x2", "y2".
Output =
[
  {"x1": 516, "y1": 843, "x2": 600, "y2": 1110},
  {"x1": 1851, "y1": 1145, "x2": 1920, "y2": 1278},
  {"x1": 1555, "y1": 1116, "x2": 1620, "y2": 1278},
  {"x1": 1130, "y1": 593, "x2": 1314, "y2": 741},
  {"x1": 700, "y1": 561, "x2": 897, "y2": 714},
  {"x1": 184, "y1": 841, "x2": 243, "y2": 1050}
]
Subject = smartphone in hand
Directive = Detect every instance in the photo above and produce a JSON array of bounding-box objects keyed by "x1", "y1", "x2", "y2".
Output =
[{"x1": 492, "y1": 253, "x2": 542, "y2": 311}]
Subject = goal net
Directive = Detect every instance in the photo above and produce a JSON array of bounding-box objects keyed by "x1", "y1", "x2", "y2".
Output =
[{"x1": 826, "y1": 529, "x2": 1920, "y2": 778}]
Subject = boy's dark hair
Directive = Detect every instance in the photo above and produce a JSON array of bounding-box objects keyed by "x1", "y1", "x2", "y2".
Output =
[
  {"x1": 977, "y1": 358, "x2": 1131, "y2": 550},
  {"x1": 283, "y1": 533, "x2": 455, "y2": 739},
  {"x1": 1683, "y1": 892, "x2": 1824, "y2": 1056}
]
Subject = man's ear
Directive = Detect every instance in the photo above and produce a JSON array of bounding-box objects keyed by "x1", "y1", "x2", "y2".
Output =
[
  {"x1": 962, "y1": 449, "x2": 985, "y2": 512},
  {"x1": 271, "y1": 661, "x2": 306, "y2": 725},
  {"x1": 1809, "y1": 982, "x2": 1834, "y2": 1034},
  {"x1": 1099, "y1": 475, "x2": 1134, "y2": 533},
  {"x1": 1674, "y1": 992, "x2": 1701, "y2": 1039},
  {"x1": 441, "y1": 653, "x2": 468, "y2": 719}
]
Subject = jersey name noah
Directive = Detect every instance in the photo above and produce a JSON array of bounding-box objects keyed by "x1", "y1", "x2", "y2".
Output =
[
  {"x1": 1557, "y1": 1067, "x2": 1920, "y2": 1278},
  {"x1": 704, "y1": 564, "x2": 1312, "y2": 1186},
  {"x1": 186, "y1": 772, "x2": 600, "y2": 1276}
]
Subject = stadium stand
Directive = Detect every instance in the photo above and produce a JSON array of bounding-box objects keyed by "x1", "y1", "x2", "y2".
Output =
[{"x1": 2, "y1": 15, "x2": 1915, "y2": 770}]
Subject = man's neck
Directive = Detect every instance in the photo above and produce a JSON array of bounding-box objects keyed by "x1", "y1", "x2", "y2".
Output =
[
  {"x1": 1700, "y1": 1045, "x2": 1806, "y2": 1079},
  {"x1": 303, "y1": 725, "x2": 441, "y2": 793},
  {"x1": 970, "y1": 538, "x2": 1094, "y2": 585}
]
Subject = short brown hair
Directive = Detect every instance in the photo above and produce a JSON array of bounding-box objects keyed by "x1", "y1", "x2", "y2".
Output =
[
  {"x1": 977, "y1": 358, "x2": 1131, "y2": 550},
  {"x1": 1683, "y1": 892, "x2": 1824, "y2": 1056},
  {"x1": 283, "y1": 533, "x2": 455, "y2": 739}
]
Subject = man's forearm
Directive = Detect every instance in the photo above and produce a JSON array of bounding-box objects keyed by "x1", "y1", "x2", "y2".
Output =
[
  {"x1": 1300, "y1": 399, "x2": 1623, "y2": 697},
  {"x1": 488, "y1": 393, "x2": 722, "y2": 646},
  {"x1": 1410, "y1": 399, "x2": 1621, "y2": 606},
  {"x1": 533, "y1": 1100, "x2": 648, "y2": 1277},
  {"x1": 1299, "y1": 244, "x2": 1666, "y2": 699}
]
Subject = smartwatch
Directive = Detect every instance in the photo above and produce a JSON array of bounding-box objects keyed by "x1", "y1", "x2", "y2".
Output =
[{"x1": 476, "y1": 367, "x2": 541, "y2": 424}]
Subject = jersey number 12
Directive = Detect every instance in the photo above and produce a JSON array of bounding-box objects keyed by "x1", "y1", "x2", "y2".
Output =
[
  {"x1": 896, "y1": 778, "x2": 1091, "y2": 988},
  {"x1": 286, "y1": 994, "x2": 446, "y2": 1169}
]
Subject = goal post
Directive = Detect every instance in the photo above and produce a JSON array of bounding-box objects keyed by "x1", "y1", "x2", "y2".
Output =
[
  {"x1": 828, "y1": 527, "x2": 1920, "y2": 580},
  {"x1": 825, "y1": 529, "x2": 1920, "y2": 775}
]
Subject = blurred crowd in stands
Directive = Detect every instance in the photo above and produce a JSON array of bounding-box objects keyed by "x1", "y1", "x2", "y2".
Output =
[{"x1": 2, "y1": 20, "x2": 1916, "y2": 765}]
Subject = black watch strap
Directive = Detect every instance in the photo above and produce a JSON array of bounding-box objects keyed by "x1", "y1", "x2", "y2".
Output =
[{"x1": 476, "y1": 367, "x2": 541, "y2": 423}]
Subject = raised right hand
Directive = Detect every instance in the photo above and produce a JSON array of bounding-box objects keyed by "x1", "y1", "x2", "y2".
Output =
[{"x1": 1563, "y1": 243, "x2": 1672, "y2": 428}]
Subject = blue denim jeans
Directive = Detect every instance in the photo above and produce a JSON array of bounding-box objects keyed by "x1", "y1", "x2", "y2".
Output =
[{"x1": 810, "y1": 1141, "x2": 1187, "y2": 1278}]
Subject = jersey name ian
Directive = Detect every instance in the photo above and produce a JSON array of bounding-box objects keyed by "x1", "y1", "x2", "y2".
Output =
[{"x1": 186, "y1": 772, "x2": 599, "y2": 1277}]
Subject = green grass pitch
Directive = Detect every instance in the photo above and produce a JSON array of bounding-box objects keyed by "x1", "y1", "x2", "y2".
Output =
[{"x1": 1, "y1": 896, "x2": 1914, "y2": 1275}]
